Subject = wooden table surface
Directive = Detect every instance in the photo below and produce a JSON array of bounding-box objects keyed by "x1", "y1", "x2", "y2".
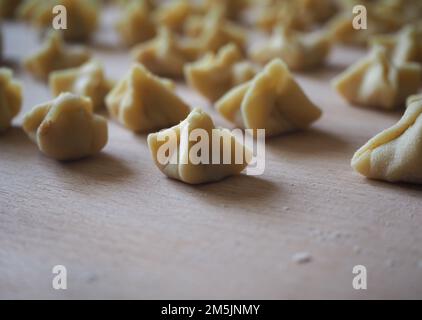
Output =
[{"x1": 1, "y1": 8, "x2": 421, "y2": 299}]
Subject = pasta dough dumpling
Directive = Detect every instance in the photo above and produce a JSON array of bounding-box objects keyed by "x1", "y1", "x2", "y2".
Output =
[
  {"x1": 216, "y1": 59, "x2": 322, "y2": 137},
  {"x1": 49, "y1": 60, "x2": 113, "y2": 111},
  {"x1": 351, "y1": 94, "x2": 422, "y2": 184},
  {"x1": 116, "y1": 0, "x2": 156, "y2": 47},
  {"x1": 184, "y1": 43, "x2": 258, "y2": 102},
  {"x1": 106, "y1": 63, "x2": 190, "y2": 132},
  {"x1": 131, "y1": 27, "x2": 194, "y2": 78},
  {"x1": 250, "y1": 25, "x2": 331, "y2": 70},
  {"x1": 370, "y1": 24, "x2": 422, "y2": 65},
  {"x1": 22, "y1": 93, "x2": 108, "y2": 161},
  {"x1": 148, "y1": 108, "x2": 251, "y2": 184},
  {"x1": 332, "y1": 45, "x2": 422, "y2": 110},
  {"x1": 25, "y1": 31, "x2": 91, "y2": 81},
  {"x1": 0, "y1": 68, "x2": 22, "y2": 132}
]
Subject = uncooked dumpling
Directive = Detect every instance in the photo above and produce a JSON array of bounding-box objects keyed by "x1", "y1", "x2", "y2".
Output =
[
  {"x1": 147, "y1": 108, "x2": 251, "y2": 184},
  {"x1": 17, "y1": 0, "x2": 99, "y2": 42},
  {"x1": 22, "y1": 92, "x2": 108, "y2": 161},
  {"x1": 216, "y1": 59, "x2": 322, "y2": 137},
  {"x1": 332, "y1": 45, "x2": 422, "y2": 110},
  {"x1": 370, "y1": 24, "x2": 422, "y2": 65},
  {"x1": 184, "y1": 43, "x2": 258, "y2": 102},
  {"x1": 0, "y1": 68, "x2": 22, "y2": 132},
  {"x1": 250, "y1": 25, "x2": 331, "y2": 70},
  {"x1": 25, "y1": 31, "x2": 91, "y2": 81},
  {"x1": 49, "y1": 60, "x2": 113, "y2": 111},
  {"x1": 131, "y1": 27, "x2": 194, "y2": 78},
  {"x1": 351, "y1": 94, "x2": 422, "y2": 184},
  {"x1": 105, "y1": 63, "x2": 190, "y2": 132},
  {"x1": 116, "y1": 0, "x2": 156, "y2": 46}
]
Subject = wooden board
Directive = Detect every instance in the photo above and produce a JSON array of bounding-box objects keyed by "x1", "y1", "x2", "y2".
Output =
[{"x1": 1, "y1": 8, "x2": 422, "y2": 299}]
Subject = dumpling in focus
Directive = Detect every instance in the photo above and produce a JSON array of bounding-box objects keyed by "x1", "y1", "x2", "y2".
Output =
[
  {"x1": 25, "y1": 31, "x2": 91, "y2": 81},
  {"x1": 22, "y1": 93, "x2": 108, "y2": 161},
  {"x1": 147, "y1": 108, "x2": 251, "y2": 184},
  {"x1": 106, "y1": 64, "x2": 190, "y2": 132},
  {"x1": 250, "y1": 25, "x2": 332, "y2": 70},
  {"x1": 216, "y1": 59, "x2": 322, "y2": 137},
  {"x1": 332, "y1": 45, "x2": 422, "y2": 110},
  {"x1": 351, "y1": 94, "x2": 422, "y2": 184},
  {"x1": 49, "y1": 60, "x2": 113, "y2": 111},
  {"x1": 184, "y1": 43, "x2": 258, "y2": 102}
]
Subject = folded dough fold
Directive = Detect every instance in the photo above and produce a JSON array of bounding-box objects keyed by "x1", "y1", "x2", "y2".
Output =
[
  {"x1": 216, "y1": 59, "x2": 321, "y2": 137},
  {"x1": 351, "y1": 94, "x2": 422, "y2": 183},
  {"x1": 148, "y1": 108, "x2": 251, "y2": 184},
  {"x1": 106, "y1": 63, "x2": 190, "y2": 132}
]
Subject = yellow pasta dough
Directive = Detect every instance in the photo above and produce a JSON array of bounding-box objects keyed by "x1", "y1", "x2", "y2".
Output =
[
  {"x1": 25, "y1": 31, "x2": 91, "y2": 81},
  {"x1": 105, "y1": 63, "x2": 190, "y2": 132},
  {"x1": 216, "y1": 59, "x2": 322, "y2": 137},
  {"x1": 332, "y1": 45, "x2": 422, "y2": 110},
  {"x1": 351, "y1": 94, "x2": 422, "y2": 184},
  {"x1": 184, "y1": 43, "x2": 258, "y2": 102},
  {"x1": 22, "y1": 92, "x2": 108, "y2": 160},
  {"x1": 250, "y1": 25, "x2": 331, "y2": 71},
  {"x1": 116, "y1": 0, "x2": 156, "y2": 47},
  {"x1": 0, "y1": 68, "x2": 22, "y2": 132},
  {"x1": 17, "y1": 0, "x2": 99, "y2": 42},
  {"x1": 148, "y1": 108, "x2": 251, "y2": 184},
  {"x1": 49, "y1": 60, "x2": 113, "y2": 111}
]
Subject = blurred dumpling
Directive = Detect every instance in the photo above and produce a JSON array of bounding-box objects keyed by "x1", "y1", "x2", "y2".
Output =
[
  {"x1": 184, "y1": 43, "x2": 258, "y2": 102},
  {"x1": 147, "y1": 108, "x2": 251, "y2": 184},
  {"x1": 216, "y1": 59, "x2": 322, "y2": 137},
  {"x1": 0, "y1": 68, "x2": 22, "y2": 132},
  {"x1": 25, "y1": 31, "x2": 91, "y2": 81},
  {"x1": 49, "y1": 60, "x2": 113, "y2": 111},
  {"x1": 351, "y1": 94, "x2": 422, "y2": 184},
  {"x1": 370, "y1": 24, "x2": 422, "y2": 65},
  {"x1": 131, "y1": 27, "x2": 194, "y2": 78},
  {"x1": 105, "y1": 63, "x2": 190, "y2": 132},
  {"x1": 250, "y1": 25, "x2": 332, "y2": 70},
  {"x1": 116, "y1": 0, "x2": 156, "y2": 47},
  {"x1": 332, "y1": 45, "x2": 422, "y2": 110}
]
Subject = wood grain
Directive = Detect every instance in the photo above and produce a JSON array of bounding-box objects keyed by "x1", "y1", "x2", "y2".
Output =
[{"x1": 0, "y1": 8, "x2": 421, "y2": 299}]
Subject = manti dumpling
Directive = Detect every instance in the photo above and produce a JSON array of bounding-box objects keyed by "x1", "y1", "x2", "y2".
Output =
[
  {"x1": 215, "y1": 59, "x2": 322, "y2": 137},
  {"x1": 105, "y1": 63, "x2": 190, "y2": 132},
  {"x1": 25, "y1": 31, "x2": 91, "y2": 81},
  {"x1": 351, "y1": 94, "x2": 422, "y2": 184},
  {"x1": 332, "y1": 46, "x2": 422, "y2": 110},
  {"x1": 17, "y1": 0, "x2": 99, "y2": 42},
  {"x1": 116, "y1": 0, "x2": 156, "y2": 47},
  {"x1": 131, "y1": 27, "x2": 195, "y2": 78},
  {"x1": 147, "y1": 108, "x2": 251, "y2": 184},
  {"x1": 22, "y1": 92, "x2": 108, "y2": 161},
  {"x1": 370, "y1": 24, "x2": 422, "y2": 65},
  {"x1": 0, "y1": 68, "x2": 22, "y2": 132},
  {"x1": 184, "y1": 44, "x2": 258, "y2": 102},
  {"x1": 49, "y1": 60, "x2": 113, "y2": 111},
  {"x1": 153, "y1": 0, "x2": 195, "y2": 32},
  {"x1": 250, "y1": 25, "x2": 331, "y2": 70}
]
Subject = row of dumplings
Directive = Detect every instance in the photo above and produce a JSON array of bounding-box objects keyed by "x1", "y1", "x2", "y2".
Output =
[{"x1": 0, "y1": 0, "x2": 422, "y2": 185}]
